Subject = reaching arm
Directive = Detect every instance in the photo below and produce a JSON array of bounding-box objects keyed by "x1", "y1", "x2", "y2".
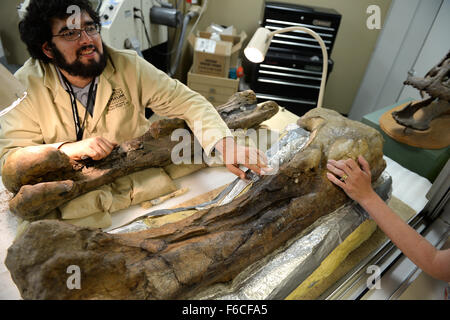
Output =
[
  {"x1": 327, "y1": 156, "x2": 450, "y2": 282},
  {"x1": 136, "y1": 54, "x2": 270, "y2": 179},
  {"x1": 214, "y1": 136, "x2": 271, "y2": 180}
]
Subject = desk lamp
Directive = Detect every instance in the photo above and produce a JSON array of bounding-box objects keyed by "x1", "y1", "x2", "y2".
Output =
[{"x1": 244, "y1": 26, "x2": 328, "y2": 108}]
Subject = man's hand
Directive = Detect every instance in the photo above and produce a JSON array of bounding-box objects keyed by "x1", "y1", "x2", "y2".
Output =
[
  {"x1": 214, "y1": 137, "x2": 272, "y2": 180},
  {"x1": 59, "y1": 137, "x2": 117, "y2": 161}
]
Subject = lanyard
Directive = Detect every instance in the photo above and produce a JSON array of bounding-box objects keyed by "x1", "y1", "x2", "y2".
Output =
[{"x1": 61, "y1": 75, "x2": 97, "y2": 141}]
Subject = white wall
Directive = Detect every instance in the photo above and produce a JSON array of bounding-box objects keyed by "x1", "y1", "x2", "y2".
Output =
[
  {"x1": 349, "y1": 0, "x2": 449, "y2": 120},
  {"x1": 398, "y1": 0, "x2": 450, "y2": 101}
]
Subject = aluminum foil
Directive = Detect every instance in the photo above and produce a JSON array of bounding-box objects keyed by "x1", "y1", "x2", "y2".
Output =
[
  {"x1": 193, "y1": 171, "x2": 392, "y2": 300},
  {"x1": 266, "y1": 123, "x2": 310, "y2": 169}
]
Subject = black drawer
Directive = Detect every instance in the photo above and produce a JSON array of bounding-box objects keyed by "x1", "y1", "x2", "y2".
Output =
[
  {"x1": 263, "y1": 1, "x2": 341, "y2": 56},
  {"x1": 263, "y1": 20, "x2": 335, "y2": 56},
  {"x1": 259, "y1": 50, "x2": 331, "y2": 79},
  {"x1": 249, "y1": 51, "x2": 333, "y2": 100},
  {"x1": 254, "y1": 77, "x2": 320, "y2": 100}
]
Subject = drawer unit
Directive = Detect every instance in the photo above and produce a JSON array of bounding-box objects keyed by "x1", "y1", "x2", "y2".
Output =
[
  {"x1": 254, "y1": 51, "x2": 333, "y2": 97},
  {"x1": 262, "y1": 1, "x2": 341, "y2": 56},
  {"x1": 247, "y1": 1, "x2": 341, "y2": 117},
  {"x1": 246, "y1": 48, "x2": 334, "y2": 114}
]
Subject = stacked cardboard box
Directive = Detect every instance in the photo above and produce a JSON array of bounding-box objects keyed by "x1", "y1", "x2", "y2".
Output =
[{"x1": 187, "y1": 27, "x2": 246, "y2": 106}]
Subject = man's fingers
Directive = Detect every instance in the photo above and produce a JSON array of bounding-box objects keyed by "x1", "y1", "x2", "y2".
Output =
[
  {"x1": 85, "y1": 142, "x2": 108, "y2": 160},
  {"x1": 261, "y1": 166, "x2": 274, "y2": 174},
  {"x1": 251, "y1": 154, "x2": 268, "y2": 168},
  {"x1": 102, "y1": 139, "x2": 116, "y2": 151},
  {"x1": 221, "y1": 142, "x2": 271, "y2": 179},
  {"x1": 246, "y1": 151, "x2": 265, "y2": 169},
  {"x1": 256, "y1": 149, "x2": 268, "y2": 167},
  {"x1": 96, "y1": 137, "x2": 115, "y2": 151},
  {"x1": 245, "y1": 150, "x2": 272, "y2": 175},
  {"x1": 60, "y1": 137, "x2": 117, "y2": 161},
  {"x1": 97, "y1": 139, "x2": 115, "y2": 155},
  {"x1": 226, "y1": 164, "x2": 247, "y2": 180},
  {"x1": 87, "y1": 137, "x2": 116, "y2": 160},
  {"x1": 88, "y1": 146, "x2": 106, "y2": 160},
  {"x1": 106, "y1": 138, "x2": 117, "y2": 148},
  {"x1": 246, "y1": 163, "x2": 263, "y2": 175}
]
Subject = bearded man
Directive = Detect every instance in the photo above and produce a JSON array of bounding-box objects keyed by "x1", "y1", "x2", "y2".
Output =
[{"x1": 0, "y1": 0, "x2": 268, "y2": 180}]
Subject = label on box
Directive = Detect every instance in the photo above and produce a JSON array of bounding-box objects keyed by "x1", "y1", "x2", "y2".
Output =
[{"x1": 195, "y1": 38, "x2": 216, "y2": 53}]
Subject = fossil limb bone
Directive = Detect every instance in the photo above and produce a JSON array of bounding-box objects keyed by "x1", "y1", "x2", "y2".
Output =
[{"x1": 2, "y1": 90, "x2": 278, "y2": 221}]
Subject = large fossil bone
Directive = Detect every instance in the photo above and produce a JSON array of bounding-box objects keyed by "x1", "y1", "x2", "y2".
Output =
[
  {"x1": 5, "y1": 107, "x2": 386, "y2": 300},
  {"x1": 392, "y1": 51, "x2": 450, "y2": 130},
  {"x1": 2, "y1": 90, "x2": 278, "y2": 221}
]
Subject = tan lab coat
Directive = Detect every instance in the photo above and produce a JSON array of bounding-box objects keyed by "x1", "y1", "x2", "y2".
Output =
[{"x1": 0, "y1": 45, "x2": 232, "y2": 170}]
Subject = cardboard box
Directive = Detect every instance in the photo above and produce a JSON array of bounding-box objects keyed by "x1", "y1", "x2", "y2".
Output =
[
  {"x1": 188, "y1": 67, "x2": 239, "y2": 106},
  {"x1": 188, "y1": 30, "x2": 247, "y2": 78}
]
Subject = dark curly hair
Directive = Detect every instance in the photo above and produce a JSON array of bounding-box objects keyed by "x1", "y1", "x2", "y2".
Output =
[{"x1": 19, "y1": 0, "x2": 101, "y2": 63}]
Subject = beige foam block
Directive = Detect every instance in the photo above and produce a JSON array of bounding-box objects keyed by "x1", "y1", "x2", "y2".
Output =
[
  {"x1": 109, "y1": 174, "x2": 133, "y2": 212},
  {"x1": 286, "y1": 219, "x2": 378, "y2": 300},
  {"x1": 164, "y1": 163, "x2": 207, "y2": 180},
  {"x1": 64, "y1": 211, "x2": 112, "y2": 229},
  {"x1": 130, "y1": 167, "x2": 177, "y2": 205},
  {"x1": 60, "y1": 185, "x2": 113, "y2": 220}
]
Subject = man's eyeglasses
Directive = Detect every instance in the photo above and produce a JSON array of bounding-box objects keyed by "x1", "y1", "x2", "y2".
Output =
[{"x1": 52, "y1": 24, "x2": 100, "y2": 41}]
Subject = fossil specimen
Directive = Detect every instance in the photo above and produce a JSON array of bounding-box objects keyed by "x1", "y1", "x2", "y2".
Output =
[
  {"x1": 2, "y1": 90, "x2": 278, "y2": 221},
  {"x1": 5, "y1": 107, "x2": 386, "y2": 299}
]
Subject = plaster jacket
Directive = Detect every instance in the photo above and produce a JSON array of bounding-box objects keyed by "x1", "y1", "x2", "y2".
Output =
[{"x1": 0, "y1": 46, "x2": 233, "y2": 171}]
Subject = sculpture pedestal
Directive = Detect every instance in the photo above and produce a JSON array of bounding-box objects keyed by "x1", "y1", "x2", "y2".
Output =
[
  {"x1": 379, "y1": 100, "x2": 450, "y2": 149},
  {"x1": 362, "y1": 100, "x2": 450, "y2": 182}
]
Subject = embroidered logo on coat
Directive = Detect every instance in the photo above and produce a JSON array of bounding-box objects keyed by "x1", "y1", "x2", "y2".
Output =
[{"x1": 107, "y1": 88, "x2": 128, "y2": 112}]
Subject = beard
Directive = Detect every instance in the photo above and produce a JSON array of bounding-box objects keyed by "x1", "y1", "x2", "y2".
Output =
[{"x1": 50, "y1": 41, "x2": 108, "y2": 79}]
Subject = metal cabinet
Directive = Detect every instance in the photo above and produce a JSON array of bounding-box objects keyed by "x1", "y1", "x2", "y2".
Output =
[{"x1": 247, "y1": 1, "x2": 341, "y2": 116}]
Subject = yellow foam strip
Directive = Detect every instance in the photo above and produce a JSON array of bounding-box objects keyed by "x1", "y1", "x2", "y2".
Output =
[{"x1": 285, "y1": 219, "x2": 377, "y2": 300}]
